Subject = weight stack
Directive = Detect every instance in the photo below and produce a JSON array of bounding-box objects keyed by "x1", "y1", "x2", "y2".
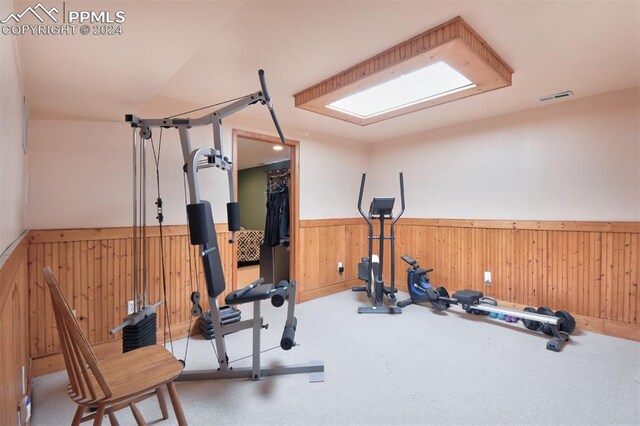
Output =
[
  {"x1": 122, "y1": 313, "x2": 157, "y2": 353},
  {"x1": 199, "y1": 306, "x2": 241, "y2": 340}
]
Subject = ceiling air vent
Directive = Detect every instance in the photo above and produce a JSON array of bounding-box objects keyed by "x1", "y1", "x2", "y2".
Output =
[{"x1": 539, "y1": 91, "x2": 574, "y2": 102}]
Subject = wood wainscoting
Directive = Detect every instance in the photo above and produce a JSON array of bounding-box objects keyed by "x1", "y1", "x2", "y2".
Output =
[
  {"x1": 27, "y1": 226, "x2": 235, "y2": 375},
  {"x1": 0, "y1": 233, "x2": 30, "y2": 425},
  {"x1": 24, "y1": 218, "x2": 640, "y2": 377},
  {"x1": 298, "y1": 218, "x2": 365, "y2": 301},
  {"x1": 390, "y1": 219, "x2": 640, "y2": 341}
]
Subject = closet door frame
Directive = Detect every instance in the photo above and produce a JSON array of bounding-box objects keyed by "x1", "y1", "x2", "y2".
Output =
[{"x1": 231, "y1": 129, "x2": 300, "y2": 291}]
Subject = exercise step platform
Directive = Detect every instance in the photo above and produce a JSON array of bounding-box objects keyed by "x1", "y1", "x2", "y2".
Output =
[{"x1": 199, "y1": 306, "x2": 242, "y2": 340}]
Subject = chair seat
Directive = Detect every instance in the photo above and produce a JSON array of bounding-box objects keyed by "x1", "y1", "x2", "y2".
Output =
[
  {"x1": 44, "y1": 266, "x2": 187, "y2": 425},
  {"x1": 70, "y1": 345, "x2": 183, "y2": 406}
]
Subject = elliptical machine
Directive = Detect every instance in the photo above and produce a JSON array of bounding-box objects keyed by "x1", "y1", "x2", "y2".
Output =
[{"x1": 352, "y1": 172, "x2": 405, "y2": 314}]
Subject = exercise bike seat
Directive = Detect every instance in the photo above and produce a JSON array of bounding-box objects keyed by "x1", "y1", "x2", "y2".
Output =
[
  {"x1": 225, "y1": 283, "x2": 274, "y2": 304},
  {"x1": 452, "y1": 290, "x2": 484, "y2": 305}
]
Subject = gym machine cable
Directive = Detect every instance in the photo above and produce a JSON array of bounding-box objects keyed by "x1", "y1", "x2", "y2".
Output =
[{"x1": 124, "y1": 69, "x2": 324, "y2": 382}]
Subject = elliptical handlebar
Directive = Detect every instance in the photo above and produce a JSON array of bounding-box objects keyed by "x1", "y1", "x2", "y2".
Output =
[
  {"x1": 258, "y1": 69, "x2": 286, "y2": 144},
  {"x1": 357, "y1": 173, "x2": 373, "y2": 227},
  {"x1": 391, "y1": 172, "x2": 405, "y2": 227}
]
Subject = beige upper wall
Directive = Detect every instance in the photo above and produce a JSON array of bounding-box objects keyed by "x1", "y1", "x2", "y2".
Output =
[
  {"x1": 24, "y1": 87, "x2": 640, "y2": 229},
  {"x1": 27, "y1": 114, "x2": 369, "y2": 229},
  {"x1": 0, "y1": 2, "x2": 27, "y2": 253},
  {"x1": 369, "y1": 87, "x2": 640, "y2": 221}
]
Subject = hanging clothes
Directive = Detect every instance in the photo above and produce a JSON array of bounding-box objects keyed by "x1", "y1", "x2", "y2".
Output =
[
  {"x1": 264, "y1": 171, "x2": 290, "y2": 247},
  {"x1": 278, "y1": 186, "x2": 289, "y2": 246}
]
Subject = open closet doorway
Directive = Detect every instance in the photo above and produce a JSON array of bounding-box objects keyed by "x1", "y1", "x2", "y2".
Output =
[{"x1": 231, "y1": 129, "x2": 300, "y2": 292}]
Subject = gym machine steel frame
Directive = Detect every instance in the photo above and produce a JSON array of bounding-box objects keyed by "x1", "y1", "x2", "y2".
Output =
[{"x1": 125, "y1": 70, "x2": 323, "y2": 382}]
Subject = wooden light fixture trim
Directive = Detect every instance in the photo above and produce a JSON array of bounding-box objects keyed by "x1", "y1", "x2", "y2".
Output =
[{"x1": 293, "y1": 16, "x2": 514, "y2": 126}]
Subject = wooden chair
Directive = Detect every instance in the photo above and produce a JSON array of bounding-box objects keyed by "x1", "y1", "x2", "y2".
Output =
[{"x1": 43, "y1": 267, "x2": 187, "y2": 426}]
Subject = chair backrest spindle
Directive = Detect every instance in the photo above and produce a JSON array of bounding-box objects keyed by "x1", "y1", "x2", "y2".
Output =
[{"x1": 43, "y1": 267, "x2": 112, "y2": 402}]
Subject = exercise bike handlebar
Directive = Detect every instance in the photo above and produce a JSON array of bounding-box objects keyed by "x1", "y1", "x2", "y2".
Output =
[
  {"x1": 258, "y1": 69, "x2": 286, "y2": 144},
  {"x1": 357, "y1": 173, "x2": 373, "y2": 227}
]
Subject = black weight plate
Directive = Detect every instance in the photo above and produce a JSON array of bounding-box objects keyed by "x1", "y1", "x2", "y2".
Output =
[
  {"x1": 522, "y1": 306, "x2": 541, "y2": 331},
  {"x1": 555, "y1": 310, "x2": 576, "y2": 334},
  {"x1": 537, "y1": 306, "x2": 556, "y2": 335}
]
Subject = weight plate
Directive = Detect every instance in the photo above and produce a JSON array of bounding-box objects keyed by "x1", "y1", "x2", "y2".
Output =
[
  {"x1": 537, "y1": 306, "x2": 556, "y2": 336},
  {"x1": 555, "y1": 310, "x2": 576, "y2": 334},
  {"x1": 522, "y1": 306, "x2": 541, "y2": 331}
]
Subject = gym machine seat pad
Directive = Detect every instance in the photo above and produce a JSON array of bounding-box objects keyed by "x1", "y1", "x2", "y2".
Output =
[
  {"x1": 451, "y1": 290, "x2": 484, "y2": 305},
  {"x1": 225, "y1": 283, "x2": 274, "y2": 304}
]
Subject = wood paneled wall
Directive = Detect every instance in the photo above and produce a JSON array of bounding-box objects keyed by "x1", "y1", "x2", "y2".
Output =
[
  {"x1": 298, "y1": 218, "x2": 365, "y2": 301},
  {"x1": 0, "y1": 234, "x2": 30, "y2": 425},
  {"x1": 27, "y1": 226, "x2": 234, "y2": 363},
  {"x1": 388, "y1": 219, "x2": 639, "y2": 340},
  {"x1": 24, "y1": 218, "x2": 640, "y2": 377}
]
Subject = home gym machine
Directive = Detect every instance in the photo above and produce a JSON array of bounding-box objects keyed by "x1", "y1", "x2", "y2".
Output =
[
  {"x1": 397, "y1": 256, "x2": 576, "y2": 352},
  {"x1": 352, "y1": 172, "x2": 405, "y2": 314},
  {"x1": 125, "y1": 70, "x2": 323, "y2": 382}
]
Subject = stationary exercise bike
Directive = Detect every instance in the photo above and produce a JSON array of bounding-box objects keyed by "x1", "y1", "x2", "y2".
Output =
[
  {"x1": 397, "y1": 256, "x2": 577, "y2": 352},
  {"x1": 352, "y1": 172, "x2": 405, "y2": 314}
]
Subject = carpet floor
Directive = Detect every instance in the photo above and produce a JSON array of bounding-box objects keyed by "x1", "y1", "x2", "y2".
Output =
[{"x1": 31, "y1": 290, "x2": 640, "y2": 425}]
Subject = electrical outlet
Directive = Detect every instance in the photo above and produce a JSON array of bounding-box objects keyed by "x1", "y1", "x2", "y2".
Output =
[
  {"x1": 484, "y1": 271, "x2": 492, "y2": 285},
  {"x1": 338, "y1": 261, "x2": 344, "y2": 273},
  {"x1": 127, "y1": 300, "x2": 135, "y2": 315}
]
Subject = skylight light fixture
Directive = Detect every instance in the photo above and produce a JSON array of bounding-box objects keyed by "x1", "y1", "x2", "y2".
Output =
[
  {"x1": 326, "y1": 61, "x2": 475, "y2": 119},
  {"x1": 294, "y1": 16, "x2": 513, "y2": 126}
]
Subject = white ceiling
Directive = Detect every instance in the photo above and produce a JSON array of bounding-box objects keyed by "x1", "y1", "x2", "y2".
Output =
[
  {"x1": 236, "y1": 136, "x2": 291, "y2": 170},
  {"x1": 15, "y1": 0, "x2": 640, "y2": 144}
]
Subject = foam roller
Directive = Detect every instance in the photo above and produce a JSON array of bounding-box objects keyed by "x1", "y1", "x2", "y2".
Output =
[{"x1": 280, "y1": 317, "x2": 297, "y2": 350}]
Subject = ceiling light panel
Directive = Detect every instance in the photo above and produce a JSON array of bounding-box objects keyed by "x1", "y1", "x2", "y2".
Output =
[
  {"x1": 326, "y1": 61, "x2": 476, "y2": 118},
  {"x1": 294, "y1": 16, "x2": 513, "y2": 126}
]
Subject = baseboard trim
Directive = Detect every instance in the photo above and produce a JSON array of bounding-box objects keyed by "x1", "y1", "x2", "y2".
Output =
[{"x1": 298, "y1": 279, "x2": 358, "y2": 303}]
